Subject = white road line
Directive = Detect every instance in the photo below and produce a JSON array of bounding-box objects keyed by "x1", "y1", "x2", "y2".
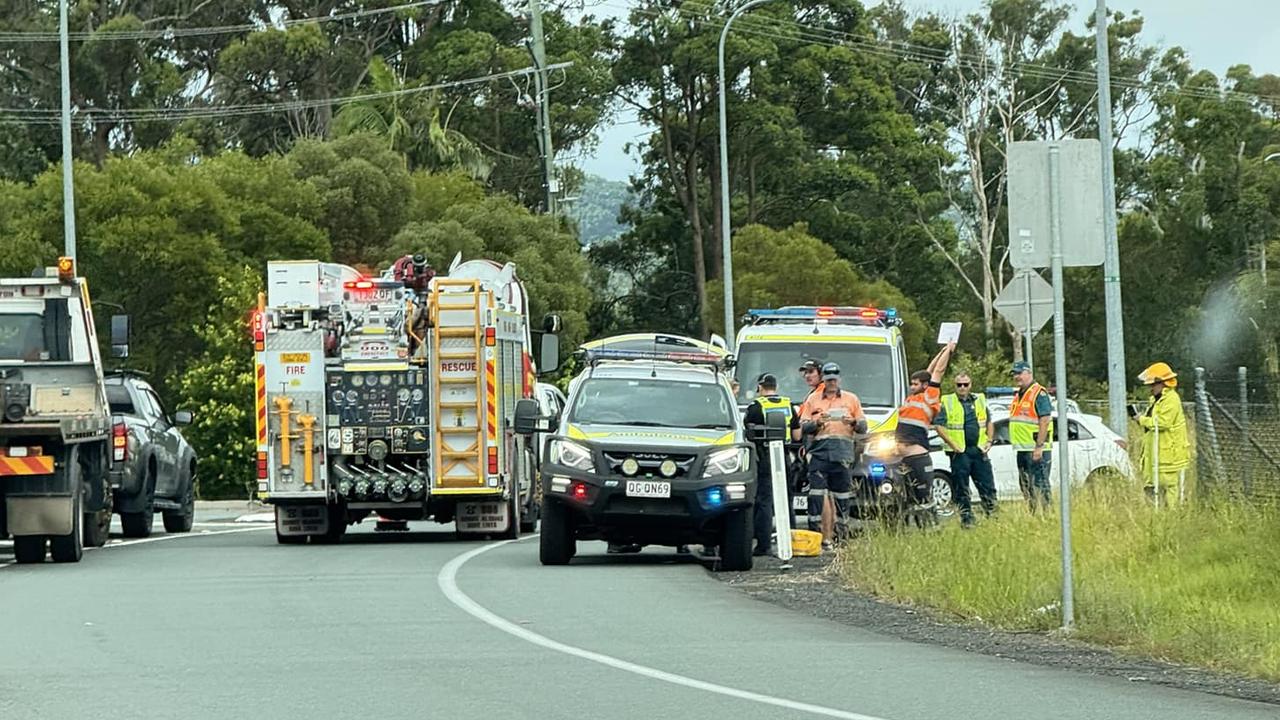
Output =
[
  {"x1": 438, "y1": 539, "x2": 893, "y2": 720},
  {"x1": 0, "y1": 526, "x2": 271, "y2": 570}
]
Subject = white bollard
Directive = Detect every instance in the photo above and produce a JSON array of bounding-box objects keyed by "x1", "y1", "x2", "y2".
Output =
[{"x1": 769, "y1": 440, "x2": 792, "y2": 561}]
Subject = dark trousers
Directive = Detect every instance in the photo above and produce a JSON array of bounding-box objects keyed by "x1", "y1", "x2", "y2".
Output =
[
  {"x1": 948, "y1": 447, "x2": 997, "y2": 520},
  {"x1": 807, "y1": 458, "x2": 852, "y2": 535},
  {"x1": 753, "y1": 468, "x2": 773, "y2": 551},
  {"x1": 1017, "y1": 451, "x2": 1053, "y2": 512}
]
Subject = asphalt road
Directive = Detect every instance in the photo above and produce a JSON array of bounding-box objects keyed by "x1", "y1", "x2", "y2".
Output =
[{"x1": 0, "y1": 520, "x2": 1274, "y2": 720}]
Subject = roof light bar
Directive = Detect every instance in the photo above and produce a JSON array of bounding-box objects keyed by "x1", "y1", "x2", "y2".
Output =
[
  {"x1": 743, "y1": 306, "x2": 902, "y2": 327},
  {"x1": 584, "y1": 348, "x2": 729, "y2": 367}
]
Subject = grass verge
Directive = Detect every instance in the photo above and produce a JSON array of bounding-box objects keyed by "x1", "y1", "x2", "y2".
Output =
[{"x1": 839, "y1": 481, "x2": 1280, "y2": 682}]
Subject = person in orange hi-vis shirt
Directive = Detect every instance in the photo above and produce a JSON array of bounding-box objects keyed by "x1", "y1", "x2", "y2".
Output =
[
  {"x1": 797, "y1": 362, "x2": 866, "y2": 548},
  {"x1": 894, "y1": 341, "x2": 956, "y2": 510}
]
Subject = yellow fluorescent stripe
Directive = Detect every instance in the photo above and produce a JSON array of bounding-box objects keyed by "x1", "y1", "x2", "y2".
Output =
[
  {"x1": 741, "y1": 335, "x2": 889, "y2": 343},
  {"x1": 567, "y1": 425, "x2": 587, "y2": 440}
]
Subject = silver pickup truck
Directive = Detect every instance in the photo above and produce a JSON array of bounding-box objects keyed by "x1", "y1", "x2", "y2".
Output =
[
  {"x1": 105, "y1": 372, "x2": 197, "y2": 536},
  {"x1": 0, "y1": 259, "x2": 121, "y2": 563}
]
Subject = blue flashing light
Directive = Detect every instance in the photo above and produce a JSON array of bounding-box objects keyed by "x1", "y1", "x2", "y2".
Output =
[
  {"x1": 886, "y1": 307, "x2": 897, "y2": 319},
  {"x1": 869, "y1": 462, "x2": 887, "y2": 480},
  {"x1": 705, "y1": 487, "x2": 724, "y2": 507},
  {"x1": 586, "y1": 348, "x2": 725, "y2": 367}
]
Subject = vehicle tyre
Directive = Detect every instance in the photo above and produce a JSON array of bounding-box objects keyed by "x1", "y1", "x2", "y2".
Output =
[
  {"x1": 499, "y1": 487, "x2": 521, "y2": 540},
  {"x1": 50, "y1": 483, "x2": 84, "y2": 563},
  {"x1": 163, "y1": 471, "x2": 195, "y2": 534},
  {"x1": 83, "y1": 453, "x2": 112, "y2": 548},
  {"x1": 717, "y1": 508, "x2": 754, "y2": 572},
  {"x1": 932, "y1": 471, "x2": 955, "y2": 519},
  {"x1": 121, "y1": 466, "x2": 156, "y2": 538},
  {"x1": 538, "y1": 500, "x2": 574, "y2": 566},
  {"x1": 13, "y1": 535, "x2": 46, "y2": 564},
  {"x1": 313, "y1": 503, "x2": 347, "y2": 544}
]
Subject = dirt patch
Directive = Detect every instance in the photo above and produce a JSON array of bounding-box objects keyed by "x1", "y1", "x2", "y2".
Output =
[{"x1": 713, "y1": 553, "x2": 1280, "y2": 707}]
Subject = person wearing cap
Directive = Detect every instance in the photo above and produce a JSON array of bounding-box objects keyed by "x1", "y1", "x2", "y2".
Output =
[
  {"x1": 934, "y1": 371, "x2": 997, "y2": 526},
  {"x1": 1011, "y1": 360, "x2": 1054, "y2": 511},
  {"x1": 796, "y1": 362, "x2": 866, "y2": 547},
  {"x1": 1129, "y1": 362, "x2": 1189, "y2": 505},
  {"x1": 895, "y1": 342, "x2": 955, "y2": 510},
  {"x1": 799, "y1": 360, "x2": 822, "y2": 399},
  {"x1": 743, "y1": 373, "x2": 799, "y2": 556}
]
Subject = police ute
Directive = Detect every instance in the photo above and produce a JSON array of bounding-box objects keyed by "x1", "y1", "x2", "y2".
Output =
[{"x1": 514, "y1": 334, "x2": 756, "y2": 571}]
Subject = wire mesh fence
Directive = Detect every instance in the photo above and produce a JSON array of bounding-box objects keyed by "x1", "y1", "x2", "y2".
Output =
[{"x1": 1075, "y1": 369, "x2": 1280, "y2": 505}]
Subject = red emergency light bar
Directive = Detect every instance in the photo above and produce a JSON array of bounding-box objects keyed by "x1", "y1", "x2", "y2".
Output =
[
  {"x1": 745, "y1": 306, "x2": 902, "y2": 327},
  {"x1": 585, "y1": 348, "x2": 730, "y2": 368}
]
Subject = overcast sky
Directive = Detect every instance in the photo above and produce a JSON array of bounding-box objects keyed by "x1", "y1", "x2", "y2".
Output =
[{"x1": 575, "y1": 0, "x2": 1280, "y2": 183}]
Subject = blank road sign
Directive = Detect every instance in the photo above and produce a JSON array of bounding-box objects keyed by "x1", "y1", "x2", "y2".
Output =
[
  {"x1": 994, "y1": 270, "x2": 1054, "y2": 335},
  {"x1": 1007, "y1": 139, "x2": 1106, "y2": 269}
]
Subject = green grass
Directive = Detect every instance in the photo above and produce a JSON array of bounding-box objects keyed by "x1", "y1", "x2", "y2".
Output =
[{"x1": 839, "y1": 481, "x2": 1280, "y2": 681}]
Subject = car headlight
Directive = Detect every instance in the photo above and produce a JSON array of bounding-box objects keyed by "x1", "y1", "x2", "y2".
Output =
[
  {"x1": 549, "y1": 439, "x2": 594, "y2": 473},
  {"x1": 866, "y1": 434, "x2": 897, "y2": 458},
  {"x1": 703, "y1": 447, "x2": 749, "y2": 477}
]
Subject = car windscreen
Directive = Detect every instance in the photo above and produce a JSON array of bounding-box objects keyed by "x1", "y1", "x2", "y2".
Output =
[
  {"x1": 106, "y1": 384, "x2": 136, "y2": 415},
  {"x1": 735, "y1": 342, "x2": 897, "y2": 408},
  {"x1": 568, "y1": 377, "x2": 735, "y2": 429}
]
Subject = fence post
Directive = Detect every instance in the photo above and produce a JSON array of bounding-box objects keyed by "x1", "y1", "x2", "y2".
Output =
[
  {"x1": 1239, "y1": 366, "x2": 1251, "y2": 497},
  {"x1": 1193, "y1": 367, "x2": 1225, "y2": 498}
]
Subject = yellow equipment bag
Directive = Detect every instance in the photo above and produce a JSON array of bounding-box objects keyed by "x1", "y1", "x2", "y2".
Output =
[{"x1": 791, "y1": 529, "x2": 823, "y2": 557}]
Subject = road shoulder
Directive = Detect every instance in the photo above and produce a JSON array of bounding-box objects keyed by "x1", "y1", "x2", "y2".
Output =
[{"x1": 713, "y1": 553, "x2": 1280, "y2": 707}]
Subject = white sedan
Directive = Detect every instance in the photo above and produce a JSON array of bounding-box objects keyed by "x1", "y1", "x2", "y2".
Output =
[{"x1": 930, "y1": 412, "x2": 1132, "y2": 510}]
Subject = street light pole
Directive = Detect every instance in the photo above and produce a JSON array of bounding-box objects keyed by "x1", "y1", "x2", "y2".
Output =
[
  {"x1": 718, "y1": 0, "x2": 773, "y2": 350},
  {"x1": 1095, "y1": 0, "x2": 1127, "y2": 434},
  {"x1": 59, "y1": 0, "x2": 77, "y2": 261}
]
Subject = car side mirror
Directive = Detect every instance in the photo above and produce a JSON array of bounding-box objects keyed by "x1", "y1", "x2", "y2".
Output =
[
  {"x1": 110, "y1": 315, "x2": 130, "y2": 359},
  {"x1": 538, "y1": 333, "x2": 560, "y2": 374},
  {"x1": 173, "y1": 410, "x2": 194, "y2": 426},
  {"x1": 543, "y1": 313, "x2": 562, "y2": 333},
  {"x1": 514, "y1": 398, "x2": 549, "y2": 435}
]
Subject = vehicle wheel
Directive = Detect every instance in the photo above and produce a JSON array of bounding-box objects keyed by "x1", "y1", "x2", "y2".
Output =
[
  {"x1": 313, "y1": 504, "x2": 347, "y2": 544},
  {"x1": 13, "y1": 536, "x2": 46, "y2": 564},
  {"x1": 932, "y1": 471, "x2": 956, "y2": 519},
  {"x1": 50, "y1": 483, "x2": 84, "y2": 563},
  {"x1": 163, "y1": 480, "x2": 195, "y2": 534},
  {"x1": 83, "y1": 455, "x2": 112, "y2": 548},
  {"x1": 538, "y1": 500, "x2": 574, "y2": 566},
  {"x1": 717, "y1": 509, "x2": 754, "y2": 572},
  {"x1": 499, "y1": 488, "x2": 521, "y2": 540},
  {"x1": 121, "y1": 468, "x2": 156, "y2": 538},
  {"x1": 520, "y1": 499, "x2": 539, "y2": 534}
]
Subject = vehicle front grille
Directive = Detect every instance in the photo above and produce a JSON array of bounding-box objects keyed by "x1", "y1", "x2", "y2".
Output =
[{"x1": 602, "y1": 451, "x2": 697, "y2": 477}]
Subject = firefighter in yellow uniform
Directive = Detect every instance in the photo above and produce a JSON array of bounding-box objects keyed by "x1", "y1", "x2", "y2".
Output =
[{"x1": 1128, "y1": 362, "x2": 1190, "y2": 505}]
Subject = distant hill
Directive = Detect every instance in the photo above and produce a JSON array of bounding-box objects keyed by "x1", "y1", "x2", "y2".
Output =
[{"x1": 569, "y1": 175, "x2": 632, "y2": 246}]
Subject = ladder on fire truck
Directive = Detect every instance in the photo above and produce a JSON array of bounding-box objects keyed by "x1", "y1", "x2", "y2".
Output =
[{"x1": 429, "y1": 279, "x2": 490, "y2": 491}]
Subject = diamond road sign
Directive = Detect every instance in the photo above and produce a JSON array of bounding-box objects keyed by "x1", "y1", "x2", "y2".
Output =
[
  {"x1": 1007, "y1": 139, "x2": 1106, "y2": 269},
  {"x1": 994, "y1": 270, "x2": 1055, "y2": 335}
]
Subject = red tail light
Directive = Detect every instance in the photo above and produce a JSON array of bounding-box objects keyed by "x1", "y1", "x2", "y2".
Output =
[
  {"x1": 484, "y1": 327, "x2": 496, "y2": 347},
  {"x1": 344, "y1": 280, "x2": 374, "y2": 289},
  {"x1": 572, "y1": 482, "x2": 588, "y2": 501},
  {"x1": 487, "y1": 447, "x2": 499, "y2": 474},
  {"x1": 252, "y1": 311, "x2": 266, "y2": 351},
  {"x1": 257, "y1": 451, "x2": 268, "y2": 480},
  {"x1": 112, "y1": 423, "x2": 128, "y2": 463}
]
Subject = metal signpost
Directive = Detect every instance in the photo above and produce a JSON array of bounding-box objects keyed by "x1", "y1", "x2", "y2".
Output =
[
  {"x1": 1007, "y1": 138, "x2": 1106, "y2": 631},
  {"x1": 994, "y1": 269, "x2": 1054, "y2": 370}
]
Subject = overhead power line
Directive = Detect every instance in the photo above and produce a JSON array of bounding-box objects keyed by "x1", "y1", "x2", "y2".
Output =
[
  {"x1": 606, "y1": 0, "x2": 1280, "y2": 108},
  {"x1": 0, "y1": 62, "x2": 574, "y2": 125},
  {"x1": 0, "y1": 0, "x2": 443, "y2": 43}
]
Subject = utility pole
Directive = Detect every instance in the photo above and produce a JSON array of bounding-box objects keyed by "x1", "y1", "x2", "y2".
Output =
[
  {"x1": 527, "y1": 0, "x2": 557, "y2": 215},
  {"x1": 59, "y1": 0, "x2": 77, "y2": 260},
  {"x1": 1096, "y1": 0, "x2": 1127, "y2": 433}
]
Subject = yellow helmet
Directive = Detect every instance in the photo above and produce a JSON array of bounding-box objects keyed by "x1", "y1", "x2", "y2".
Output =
[{"x1": 1138, "y1": 362, "x2": 1177, "y2": 388}]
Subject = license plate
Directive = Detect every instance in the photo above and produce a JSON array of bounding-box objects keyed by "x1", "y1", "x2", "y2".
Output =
[
  {"x1": 456, "y1": 501, "x2": 510, "y2": 533},
  {"x1": 793, "y1": 495, "x2": 809, "y2": 511},
  {"x1": 625, "y1": 480, "x2": 671, "y2": 498}
]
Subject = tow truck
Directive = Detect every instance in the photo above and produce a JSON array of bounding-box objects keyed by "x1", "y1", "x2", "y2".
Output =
[
  {"x1": 0, "y1": 258, "x2": 126, "y2": 563},
  {"x1": 255, "y1": 253, "x2": 559, "y2": 543}
]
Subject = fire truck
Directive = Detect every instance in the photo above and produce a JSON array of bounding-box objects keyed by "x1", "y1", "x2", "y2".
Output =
[{"x1": 254, "y1": 254, "x2": 560, "y2": 544}]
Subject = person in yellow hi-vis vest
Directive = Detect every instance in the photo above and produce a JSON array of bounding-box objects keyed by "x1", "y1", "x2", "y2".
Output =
[{"x1": 1127, "y1": 362, "x2": 1190, "y2": 505}]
